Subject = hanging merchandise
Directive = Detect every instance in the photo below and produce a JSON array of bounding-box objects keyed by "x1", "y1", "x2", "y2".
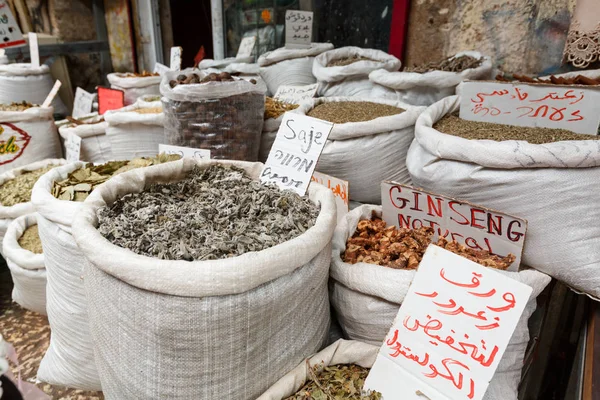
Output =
[
  {"x1": 2, "y1": 213, "x2": 46, "y2": 315},
  {"x1": 58, "y1": 115, "x2": 111, "y2": 163},
  {"x1": 104, "y1": 100, "x2": 165, "y2": 160},
  {"x1": 0, "y1": 64, "x2": 68, "y2": 115},
  {"x1": 295, "y1": 97, "x2": 424, "y2": 204},
  {"x1": 369, "y1": 51, "x2": 492, "y2": 106},
  {"x1": 71, "y1": 159, "x2": 336, "y2": 400},
  {"x1": 107, "y1": 71, "x2": 162, "y2": 106},
  {"x1": 259, "y1": 97, "x2": 300, "y2": 162},
  {"x1": 258, "y1": 43, "x2": 334, "y2": 95},
  {"x1": 197, "y1": 56, "x2": 254, "y2": 69},
  {"x1": 161, "y1": 69, "x2": 264, "y2": 161},
  {"x1": 226, "y1": 63, "x2": 269, "y2": 95},
  {"x1": 330, "y1": 205, "x2": 551, "y2": 400},
  {"x1": 406, "y1": 94, "x2": 600, "y2": 299},
  {"x1": 312, "y1": 47, "x2": 401, "y2": 97},
  {"x1": 0, "y1": 103, "x2": 62, "y2": 174}
]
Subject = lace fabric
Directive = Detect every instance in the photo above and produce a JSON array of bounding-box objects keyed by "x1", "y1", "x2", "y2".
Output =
[{"x1": 563, "y1": 21, "x2": 600, "y2": 68}]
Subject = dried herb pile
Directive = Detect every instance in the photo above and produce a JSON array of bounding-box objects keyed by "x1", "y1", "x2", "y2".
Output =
[
  {"x1": 66, "y1": 116, "x2": 105, "y2": 126},
  {"x1": 18, "y1": 225, "x2": 42, "y2": 254},
  {"x1": 285, "y1": 363, "x2": 381, "y2": 400},
  {"x1": 123, "y1": 71, "x2": 159, "y2": 78},
  {"x1": 52, "y1": 154, "x2": 180, "y2": 202},
  {"x1": 343, "y1": 214, "x2": 514, "y2": 270},
  {"x1": 497, "y1": 73, "x2": 600, "y2": 86},
  {"x1": 96, "y1": 165, "x2": 320, "y2": 261},
  {"x1": 405, "y1": 54, "x2": 482, "y2": 73},
  {"x1": 0, "y1": 165, "x2": 57, "y2": 207},
  {"x1": 435, "y1": 114, "x2": 600, "y2": 144},
  {"x1": 265, "y1": 97, "x2": 299, "y2": 119},
  {"x1": 327, "y1": 55, "x2": 376, "y2": 67},
  {"x1": 133, "y1": 107, "x2": 162, "y2": 114},
  {"x1": 0, "y1": 101, "x2": 37, "y2": 111},
  {"x1": 307, "y1": 101, "x2": 404, "y2": 124}
]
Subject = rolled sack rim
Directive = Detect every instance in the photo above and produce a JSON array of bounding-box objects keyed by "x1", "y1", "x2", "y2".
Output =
[{"x1": 2, "y1": 213, "x2": 44, "y2": 269}]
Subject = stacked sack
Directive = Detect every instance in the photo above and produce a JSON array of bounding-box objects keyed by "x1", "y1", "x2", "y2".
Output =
[
  {"x1": 58, "y1": 114, "x2": 111, "y2": 163},
  {"x1": 107, "y1": 72, "x2": 162, "y2": 105}
]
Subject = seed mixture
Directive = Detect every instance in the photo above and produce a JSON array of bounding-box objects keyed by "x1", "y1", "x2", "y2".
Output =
[
  {"x1": 0, "y1": 165, "x2": 56, "y2": 207},
  {"x1": 52, "y1": 154, "x2": 180, "y2": 202},
  {"x1": 497, "y1": 73, "x2": 600, "y2": 86},
  {"x1": 0, "y1": 101, "x2": 37, "y2": 111},
  {"x1": 133, "y1": 107, "x2": 162, "y2": 114},
  {"x1": 404, "y1": 54, "x2": 482, "y2": 73},
  {"x1": 307, "y1": 101, "x2": 404, "y2": 124},
  {"x1": 327, "y1": 55, "x2": 376, "y2": 67},
  {"x1": 435, "y1": 114, "x2": 600, "y2": 144},
  {"x1": 285, "y1": 363, "x2": 381, "y2": 400},
  {"x1": 96, "y1": 165, "x2": 320, "y2": 261},
  {"x1": 18, "y1": 225, "x2": 43, "y2": 254},
  {"x1": 123, "y1": 71, "x2": 159, "y2": 78},
  {"x1": 343, "y1": 214, "x2": 514, "y2": 270},
  {"x1": 265, "y1": 97, "x2": 299, "y2": 119}
]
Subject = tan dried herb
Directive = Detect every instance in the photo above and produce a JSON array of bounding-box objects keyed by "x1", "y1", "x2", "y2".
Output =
[
  {"x1": 285, "y1": 363, "x2": 381, "y2": 400},
  {"x1": 0, "y1": 101, "x2": 37, "y2": 111},
  {"x1": 405, "y1": 54, "x2": 482, "y2": 73},
  {"x1": 123, "y1": 70, "x2": 159, "y2": 77},
  {"x1": 307, "y1": 101, "x2": 404, "y2": 124},
  {"x1": 0, "y1": 165, "x2": 57, "y2": 207},
  {"x1": 18, "y1": 225, "x2": 42, "y2": 254},
  {"x1": 66, "y1": 116, "x2": 105, "y2": 126},
  {"x1": 265, "y1": 97, "x2": 299, "y2": 119},
  {"x1": 327, "y1": 55, "x2": 376, "y2": 67},
  {"x1": 133, "y1": 107, "x2": 162, "y2": 114}
]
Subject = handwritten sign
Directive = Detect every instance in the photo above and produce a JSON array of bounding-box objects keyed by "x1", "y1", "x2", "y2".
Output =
[
  {"x1": 274, "y1": 84, "x2": 317, "y2": 104},
  {"x1": 381, "y1": 182, "x2": 526, "y2": 270},
  {"x1": 311, "y1": 171, "x2": 348, "y2": 223},
  {"x1": 158, "y1": 143, "x2": 210, "y2": 161},
  {"x1": 459, "y1": 81, "x2": 600, "y2": 135},
  {"x1": 41, "y1": 80, "x2": 62, "y2": 109},
  {"x1": 261, "y1": 112, "x2": 333, "y2": 195},
  {"x1": 28, "y1": 32, "x2": 39, "y2": 68},
  {"x1": 364, "y1": 245, "x2": 532, "y2": 400},
  {"x1": 65, "y1": 133, "x2": 81, "y2": 162},
  {"x1": 285, "y1": 10, "x2": 313, "y2": 49},
  {"x1": 72, "y1": 88, "x2": 95, "y2": 118},
  {"x1": 97, "y1": 87, "x2": 124, "y2": 115},
  {"x1": 236, "y1": 36, "x2": 256, "y2": 59},
  {"x1": 153, "y1": 62, "x2": 170, "y2": 75},
  {"x1": 170, "y1": 46, "x2": 182, "y2": 71},
  {"x1": 0, "y1": 1, "x2": 25, "y2": 49}
]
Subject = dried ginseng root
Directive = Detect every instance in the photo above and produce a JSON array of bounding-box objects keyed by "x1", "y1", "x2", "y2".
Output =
[{"x1": 436, "y1": 237, "x2": 514, "y2": 270}]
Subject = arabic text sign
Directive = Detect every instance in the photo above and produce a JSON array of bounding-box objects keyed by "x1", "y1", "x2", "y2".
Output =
[
  {"x1": 236, "y1": 36, "x2": 256, "y2": 58},
  {"x1": 72, "y1": 88, "x2": 95, "y2": 118},
  {"x1": 65, "y1": 133, "x2": 81, "y2": 162},
  {"x1": 364, "y1": 245, "x2": 532, "y2": 400},
  {"x1": 274, "y1": 84, "x2": 317, "y2": 104},
  {"x1": 311, "y1": 171, "x2": 348, "y2": 223},
  {"x1": 158, "y1": 143, "x2": 210, "y2": 161},
  {"x1": 0, "y1": 1, "x2": 25, "y2": 49},
  {"x1": 261, "y1": 112, "x2": 333, "y2": 195},
  {"x1": 285, "y1": 10, "x2": 313, "y2": 49},
  {"x1": 459, "y1": 81, "x2": 600, "y2": 134},
  {"x1": 381, "y1": 182, "x2": 526, "y2": 270}
]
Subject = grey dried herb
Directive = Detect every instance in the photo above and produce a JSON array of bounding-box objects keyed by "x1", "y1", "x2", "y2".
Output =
[
  {"x1": 18, "y1": 225, "x2": 42, "y2": 254},
  {"x1": 404, "y1": 54, "x2": 482, "y2": 73},
  {"x1": 327, "y1": 55, "x2": 376, "y2": 67},
  {"x1": 0, "y1": 165, "x2": 56, "y2": 207},
  {"x1": 96, "y1": 165, "x2": 320, "y2": 261}
]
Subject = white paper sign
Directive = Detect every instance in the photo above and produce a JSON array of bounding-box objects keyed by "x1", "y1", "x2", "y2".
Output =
[
  {"x1": 285, "y1": 10, "x2": 313, "y2": 49},
  {"x1": 310, "y1": 171, "x2": 348, "y2": 223},
  {"x1": 72, "y1": 88, "x2": 95, "y2": 118},
  {"x1": 274, "y1": 84, "x2": 317, "y2": 104},
  {"x1": 28, "y1": 32, "x2": 39, "y2": 68},
  {"x1": 459, "y1": 80, "x2": 600, "y2": 135},
  {"x1": 0, "y1": 1, "x2": 25, "y2": 49},
  {"x1": 381, "y1": 182, "x2": 526, "y2": 270},
  {"x1": 65, "y1": 133, "x2": 81, "y2": 162},
  {"x1": 158, "y1": 144, "x2": 210, "y2": 161},
  {"x1": 364, "y1": 245, "x2": 532, "y2": 400},
  {"x1": 170, "y1": 47, "x2": 182, "y2": 71},
  {"x1": 154, "y1": 62, "x2": 170, "y2": 75},
  {"x1": 41, "y1": 80, "x2": 62, "y2": 109},
  {"x1": 261, "y1": 112, "x2": 333, "y2": 195},
  {"x1": 236, "y1": 36, "x2": 256, "y2": 59}
]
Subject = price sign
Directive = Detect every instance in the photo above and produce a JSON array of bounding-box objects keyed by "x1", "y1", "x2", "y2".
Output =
[
  {"x1": 261, "y1": 112, "x2": 333, "y2": 195},
  {"x1": 364, "y1": 245, "x2": 532, "y2": 400},
  {"x1": 72, "y1": 88, "x2": 95, "y2": 118},
  {"x1": 170, "y1": 47, "x2": 182, "y2": 71},
  {"x1": 310, "y1": 171, "x2": 348, "y2": 223},
  {"x1": 459, "y1": 81, "x2": 600, "y2": 135},
  {"x1": 97, "y1": 87, "x2": 124, "y2": 115},
  {"x1": 381, "y1": 182, "x2": 526, "y2": 270},
  {"x1": 236, "y1": 36, "x2": 256, "y2": 59},
  {"x1": 41, "y1": 80, "x2": 62, "y2": 109},
  {"x1": 158, "y1": 144, "x2": 210, "y2": 161},
  {"x1": 0, "y1": 1, "x2": 25, "y2": 48},
  {"x1": 28, "y1": 32, "x2": 39, "y2": 68},
  {"x1": 285, "y1": 10, "x2": 313, "y2": 49},
  {"x1": 65, "y1": 133, "x2": 81, "y2": 162},
  {"x1": 154, "y1": 62, "x2": 170, "y2": 75},
  {"x1": 274, "y1": 83, "x2": 317, "y2": 104}
]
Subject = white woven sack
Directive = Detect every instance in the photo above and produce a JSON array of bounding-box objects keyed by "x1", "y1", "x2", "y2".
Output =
[
  {"x1": 198, "y1": 56, "x2": 254, "y2": 69},
  {"x1": 3, "y1": 213, "x2": 46, "y2": 315},
  {"x1": 369, "y1": 51, "x2": 492, "y2": 106},
  {"x1": 104, "y1": 101, "x2": 164, "y2": 160},
  {"x1": 224, "y1": 63, "x2": 269, "y2": 95},
  {"x1": 72, "y1": 158, "x2": 336, "y2": 400},
  {"x1": 0, "y1": 158, "x2": 66, "y2": 252},
  {"x1": 31, "y1": 161, "x2": 102, "y2": 390},
  {"x1": 257, "y1": 339, "x2": 378, "y2": 399},
  {"x1": 0, "y1": 63, "x2": 67, "y2": 115},
  {"x1": 58, "y1": 116, "x2": 111, "y2": 163},
  {"x1": 107, "y1": 73, "x2": 162, "y2": 105},
  {"x1": 313, "y1": 47, "x2": 401, "y2": 97},
  {"x1": 0, "y1": 107, "x2": 62, "y2": 174},
  {"x1": 258, "y1": 43, "x2": 333, "y2": 95},
  {"x1": 296, "y1": 97, "x2": 424, "y2": 204},
  {"x1": 331, "y1": 205, "x2": 552, "y2": 400},
  {"x1": 407, "y1": 95, "x2": 600, "y2": 298}
]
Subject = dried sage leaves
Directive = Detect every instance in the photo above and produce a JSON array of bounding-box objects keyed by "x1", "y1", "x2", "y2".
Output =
[
  {"x1": 18, "y1": 225, "x2": 43, "y2": 254},
  {"x1": 96, "y1": 165, "x2": 320, "y2": 261},
  {"x1": 0, "y1": 165, "x2": 57, "y2": 207}
]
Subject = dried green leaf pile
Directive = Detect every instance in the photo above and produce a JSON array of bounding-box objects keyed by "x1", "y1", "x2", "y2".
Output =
[
  {"x1": 285, "y1": 363, "x2": 381, "y2": 400},
  {"x1": 0, "y1": 165, "x2": 57, "y2": 206},
  {"x1": 96, "y1": 165, "x2": 320, "y2": 261}
]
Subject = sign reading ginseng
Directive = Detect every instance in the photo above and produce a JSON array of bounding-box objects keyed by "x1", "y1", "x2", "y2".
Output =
[{"x1": 0, "y1": 123, "x2": 31, "y2": 166}]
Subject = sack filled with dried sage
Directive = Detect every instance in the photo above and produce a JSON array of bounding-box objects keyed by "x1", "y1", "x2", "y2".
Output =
[{"x1": 72, "y1": 158, "x2": 337, "y2": 400}]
